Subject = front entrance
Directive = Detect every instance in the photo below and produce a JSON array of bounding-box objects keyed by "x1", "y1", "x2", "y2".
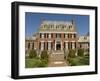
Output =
[
  {"x1": 56, "y1": 41, "x2": 61, "y2": 50},
  {"x1": 56, "y1": 43, "x2": 61, "y2": 50}
]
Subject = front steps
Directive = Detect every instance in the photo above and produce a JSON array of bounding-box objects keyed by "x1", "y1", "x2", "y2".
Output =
[{"x1": 48, "y1": 50, "x2": 67, "y2": 67}]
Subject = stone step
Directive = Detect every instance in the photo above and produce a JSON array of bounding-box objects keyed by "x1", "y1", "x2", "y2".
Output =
[
  {"x1": 52, "y1": 50, "x2": 64, "y2": 54},
  {"x1": 49, "y1": 53, "x2": 64, "y2": 61},
  {"x1": 48, "y1": 61, "x2": 67, "y2": 67}
]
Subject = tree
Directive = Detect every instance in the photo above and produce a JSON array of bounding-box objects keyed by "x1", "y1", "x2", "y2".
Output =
[
  {"x1": 41, "y1": 50, "x2": 48, "y2": 59},
  {"x1": 68, "y1": 49, "x2": 76, "y2": 58},
  {"x1": 29, "y1": 50, "x2": 37, "y2": 58},
  {"x1": 77, "y1": 49, "x2": 84, "y2": 56}
]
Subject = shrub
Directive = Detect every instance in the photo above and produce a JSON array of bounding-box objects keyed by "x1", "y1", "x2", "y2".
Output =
[
  {"x1": 29, "y1": 50, "x2": 37, "y2": 58},
  {"x1": 85, "y1": 53, "x2": 89, "y2": 56},
  {"x1": 37, "y1": 60, "x2": 47, "y2": 67},
  {"x1": 78, "y1": 49, "x2": 84, "y2": 56},
  {"x1": 41, "y1": 59, "x2": 48, "y2": 64},
  {"x1": 41, "y1": 50, "x2": 48, "y2": 59},
  {"x1": 68, "y1": 49, "x2": 76, "y2": 58}
]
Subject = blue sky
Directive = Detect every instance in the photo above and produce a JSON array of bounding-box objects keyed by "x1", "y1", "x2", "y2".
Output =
[{"x1": 25, "y1": 12, "x2": 89, "y2": 37}]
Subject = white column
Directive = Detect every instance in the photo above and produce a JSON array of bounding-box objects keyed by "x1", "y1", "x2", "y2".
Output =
[
  {"x1": 48, "y1": 33, "x2": 51, "y2": 38},
  {"x1": 55, "y1": 41, "x2": 56, "y2": 50},
  {"x1": 65, "y1": 34, "x2": 68, "y2": 38},
  {"x1": 48, "y1": 42, "x2": 51, "y2": 50},
  {"x1": 41, "y1": 33, "x2": 44, "y2": 38},
  {"x1": 61, "y1": 41, "x2": 62, "y2": 50},
  {"x1": 41, "y1": 41, "x2": 44, "y2": 51},
  {"x1": 66, "y1": 42, "x2": 68, "y2": 50},
  {"x1": 65, "y1": 41, "x2": 68, "y2": 50},
  {"x1": 72, "y1": 41, "x2": 75, "y2": 49},
  {"x1": 72, "y1": 34, "x2": 74, "y2": 38}
]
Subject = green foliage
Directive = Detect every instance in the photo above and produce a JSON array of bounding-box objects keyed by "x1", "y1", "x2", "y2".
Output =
[
  {"x1": 41, "y1": 50, "x2": 48, "y2": 59},
  {"x1": 29, "y1": 50, "x2": 37, "y2": 58},
  {"x1": 41, "y1": 59, "x2": 48, "y2": 64},
  {"x1": 37, "y1": 59, "x2": 48, "y2": 67},
  {"x1": 77, "y1": 49, "x2": 84, "y2": 56},
  {"x1": 25, "y1": 59, "x2": 40, "y2": 68},
  {"x1": 25, "y1": 59, "x2": 48, "y2": 68},
  {"x1": 79, "y1": 56, "x2": 89, "y2": 65},
  {"x1": 85, "y1": 53, "x2": 89, "y2": 56},
  {"x1": 67, "y1": 49, "x2": 89, "y2": 66},
  {"x1": 25, "y1": 50, "x2": 49, "y2": 68},
  {"x1": 68, "y1": 49, "x2": 76, "y2": 58},
  {"x1": 67, "y1": 56, "x2": 89, "y2": 66}
]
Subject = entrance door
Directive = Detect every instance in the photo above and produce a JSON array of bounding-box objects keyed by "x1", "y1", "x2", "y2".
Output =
[
  {"x1": 55, "y1": 41, "x2": 62, "y2": 50},
  {"x1": 56, "y1": 43, "x2": 61, "y2": 50}
]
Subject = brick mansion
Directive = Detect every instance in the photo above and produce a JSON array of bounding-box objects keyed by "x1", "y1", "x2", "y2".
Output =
[{"x1": 25, "y1": 20, "x2": 89, "y2": 55}]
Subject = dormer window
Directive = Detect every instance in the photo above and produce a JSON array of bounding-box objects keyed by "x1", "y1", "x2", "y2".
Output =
[
  {"x1": 69, "y1": 25, "x2": 71, "y2": 29},
  {"x1": 84, "y1": 37, "x2": 87, "y2": 39}
]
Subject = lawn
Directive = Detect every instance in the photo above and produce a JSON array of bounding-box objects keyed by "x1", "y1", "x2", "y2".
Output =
[
  {"x1": 25, "y1": 50, "x2": 49, "y2": 68},
  {"x1": 25, "y1": 58, "x2": 48, "y2": 68},
  {"x1": 67, "y1": 55, "x2": 89, "y2": 66}
]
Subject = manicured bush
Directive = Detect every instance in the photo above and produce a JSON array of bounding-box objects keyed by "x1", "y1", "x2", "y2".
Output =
[
  {"x1": 67, "y1": 56, "x2": 89, "y2": 66},
  {"x1": 85, "y1": 53, "x2": 89, "y2": 56},
  {"x1": 25, "y1": 58, "x2": 47, "y2": 68},
  {"x1": 41, "y1": 59, "x2": 48, "y2": 64},
  {"x1": 37, "y1": 60, "x2": 47, "y2": 67},
  {"x1": 68, "y1": 49, "x2": 76, "y2": 58},
  {"x1": 29, "y1": 50, "x2": 37, "y2": 58},
  {"x1": 80, "y1": 56, "x2": 89, "y2": 65},
  {"x1": 25, "y1": 59, "x2": 40, "y2": 68},
  {"x1": 41, "y1": 50, "x2": 48, "y2": 59},
  {"x1": 77, "y1": 49, "x2": 84, "y2": 56}
]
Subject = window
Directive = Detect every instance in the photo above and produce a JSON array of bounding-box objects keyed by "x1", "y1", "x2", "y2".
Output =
[
  {"x1": 69, "y1": 25, "x2": 73, "y2": 30},
  {"x1": 68, "y1": 34, "x2": 69, "y2": 38},
  {"x1": 39, "y1": 42, "x2": 41, "y2": 49},
  {"x1": 70, "y1": 34, "x2": 72, "y2": 38},
  {"x1": 68, "y1": 42, "x2": 70, "y2": 49},
  {"x1": 72, "y1": 34, "x2": 75, "y2": 38},
  {"x1": 84, "y1": 37, "x2": 87, "y2": 39},
  {"x1": 51, "y1": 33, "x2": 53, "y2": 38},
  {"x1": 41, "y1": 42, "x2": 44, "y2": 50},
  {"x1": 28, "y1": 43, "x2": 30, "y2": 49},
  {"x1": 74, "y1": 34, "x2": 76, "y2": 38},
  {"x1": 48, "y1": 42, "x2": 51, "y2": 50},
  {"x1": 48, "y1": 33, "x2": 51, "y2": 38},
  {"x1": 80, "y1": 44, "x2": 82, "y2": 48},
  {"x1": 41, "y1": 33, "x2": 44, "y2": 38},
  {"x1": 70, "y1": 42, "x2": 72, "y2": 49},
  {"x1": 40, "y1": 33, "x2": 41, "y2": 38},
  {"x1": 47, "y1": 33, "x2": 52, "y2": 38},
  {"x1": 75, "y1": 42, "x2": 76, "y2": 48},
  {"x1": 56, "y1": 33, "x2": 61, "y2": 38},
  {"x1": 32, "y1": 43, "x2": 34, "y2": 49},
  {"x1": 65, "y1": 34, "x2": 68, "y2": 38}
]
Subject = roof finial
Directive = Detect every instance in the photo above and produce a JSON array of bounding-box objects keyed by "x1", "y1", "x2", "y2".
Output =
[{"x1": 72, "y1": 19, "x2": 75, "y2": 24}]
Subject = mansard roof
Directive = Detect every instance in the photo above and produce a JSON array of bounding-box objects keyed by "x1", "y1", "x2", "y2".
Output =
[
  {"x1": 78, "y1": 36, "x2": 89, "y2": 42},
  {"x1": 42, "y1": 20, "x2": 73, "y2": 25},
  {"x1": 38, "y1": 20, "x2": 76, "y2": 33},
  {"x1": 25, "y1": 36, "x2": 36, "y2": 41}
]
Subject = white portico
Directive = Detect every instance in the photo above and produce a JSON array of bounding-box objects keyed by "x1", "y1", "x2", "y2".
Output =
[{"x1": 55, "y1": 40, "x2": 62, "y2": 51}]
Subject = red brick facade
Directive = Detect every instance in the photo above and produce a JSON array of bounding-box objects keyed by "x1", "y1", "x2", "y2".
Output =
[{"x1": 25, "y1": 20, "x2": 89, "y2": 53}]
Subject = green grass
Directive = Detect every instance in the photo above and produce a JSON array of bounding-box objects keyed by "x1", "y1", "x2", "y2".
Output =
[
  {"x1": 25, "y1": 58, "x2": 48, "y2": 68},
  {"x1": 67, "y1": 56, "x2": 89, "y2": 66}
]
